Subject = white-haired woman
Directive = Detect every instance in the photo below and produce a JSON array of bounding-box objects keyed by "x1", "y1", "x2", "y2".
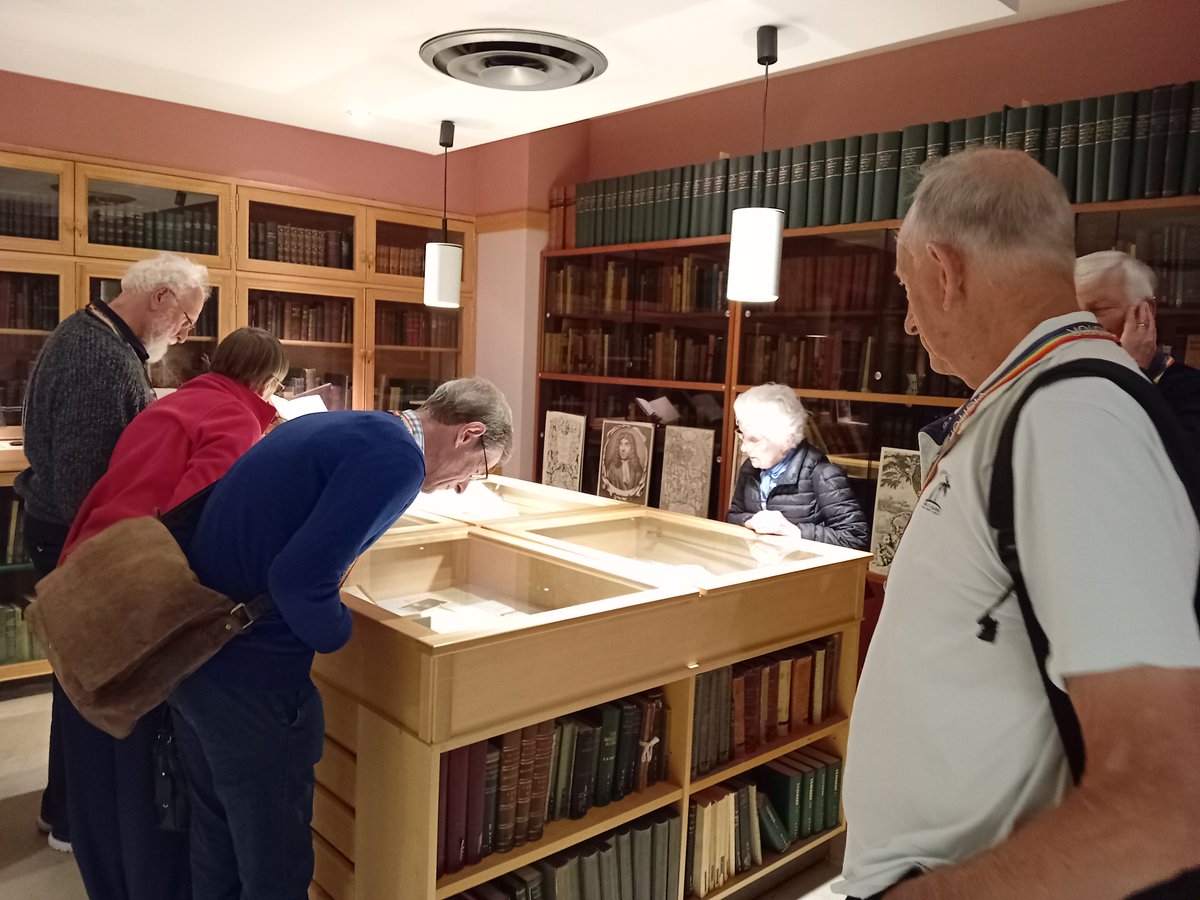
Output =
[{"x1": 728, "y1": 383, "x2": 868, "y2": 549}]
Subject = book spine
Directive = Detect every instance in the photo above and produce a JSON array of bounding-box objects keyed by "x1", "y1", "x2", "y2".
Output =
[
  {"x1": 839, "y1": 135, "x2": 860, "y2": 225},
  {"x1": 1003, "y1": 106, "x2": 1025, "y2": 151},
  {"x1": 1108, "y1": 92, "x2": 1136, "y2": 201},
  {"x1": 592, "y1": 705, "x2": 620, "y2": 808},
  {"x1": 871, "y1": 131, "x2": 901, "y2": 221},
  {"x1": 787, "y1": 145, "x2": 810, "y2": 230},
  {"x1": 526, "y1": 720, "x2": 556, "y2": 841},
  {"x1": 1058, "y1": 99, "x2": 1081, "y2": 202},
  {"x1": 464, "y1": 740, "x2": 489, "y2": 865},
  {"x1": 775, "y1": 146, "x2": 793, "y2": 224},
  {"x1": 1042, "y1": 103, "x2": 1062, "y2": 176},
  {"x1": 948, "y1": 118, "x2": 967, "y2": 156},
  {"x1": 1023, "y1": 104, "x2": 1044, "y2": 164},
  {"x1": 897, "y1": 124, "x2": 927, "y2": 217},
  {"x1": 1145, "y1": 84, "x2": 1172, "y2": 198},
  {"x1": 982, "y1": 110, "x2": 1004, "y2": 149},
  {"x1": 763, "y1": 148, "x2": 780, "y2": 210},
  {"x1": 481, "y1": 743, "x2": 500, "y2": 856},
  {"x1": 805, "y1": 143, "x2": 826, "y2": 227},
  {"x1": 855, "y1": 134, "x2": 877, "y2": 224},
  {"x1": 494, "y1": 730, "x2": 521, "y2": 853},
  {"x1": 709, "y1": 158, "x2": 729, "y2": 237},
  {"x1": 1092, "y1": 94, "x2": 1115, "y2": 202},
  {"x1": 964, "y1": 115, "x2": 985, "y2": 150},
  {"x1": 821, "y1": 139, "x2": 844, "y2": 226},
  {"x1": 1163, "y1": 82, "x2": 1192, "y2": 197},
  {"x1": 444, "y1": 746, "x2": 471, "y2": 874},
  {"x1": 1184, "y1": 81, "x2": 1200, "y2": 195},
  {"x1": 569, "y1": 722, "x2": 598, "y2": 819},
  {"x1": 1076, "y1": 96, "x2": 1098, "y2": 204}
]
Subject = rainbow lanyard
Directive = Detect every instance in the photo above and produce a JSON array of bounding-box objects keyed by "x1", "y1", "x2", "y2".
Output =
[
  {"x1": 1152, "y1": 355, "x2": 1176, "y2": 385},
  {"x1": 920, "y1": 321, "x2": 1118, "y2": 493}
]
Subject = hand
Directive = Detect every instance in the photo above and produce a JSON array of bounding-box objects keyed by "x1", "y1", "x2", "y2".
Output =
[
  {"x1": 1119, "y1": 301, "x2": 1157, "y2": 369},
  {"x1": 745, "y1": 509, "x2": 800, "y2": 536}
]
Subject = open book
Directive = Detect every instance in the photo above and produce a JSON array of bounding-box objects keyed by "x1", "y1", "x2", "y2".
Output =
[{"x1": 270, "y1": 383, "x2": 331, "y2": 420}]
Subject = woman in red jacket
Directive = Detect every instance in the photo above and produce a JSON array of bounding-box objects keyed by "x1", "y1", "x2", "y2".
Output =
[{"x1": 57, "y1": 326, "x2": 287, "y2": 900}]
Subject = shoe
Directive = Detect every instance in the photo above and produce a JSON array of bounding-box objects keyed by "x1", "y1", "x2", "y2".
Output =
[
  {"x1": 46, "y1": 832, "x2": 73, "y2": 853},
  {"x1": 36, "y1": 814, "x2": 51, "y2": 834}
]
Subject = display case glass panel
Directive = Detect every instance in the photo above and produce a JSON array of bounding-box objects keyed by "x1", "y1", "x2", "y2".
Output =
[
  {"x1": 409, "y1": 474, "x2": 617, "y2": 523},
  {"x1": 374, "y1": 220, "x2": 466, "y2": 279},
  {"x1": 247, "y1": 287, "x2": 356, "y2": 410},
  {"x1": 372, "y1": 296, "x2": 458, "y2": 411},
  {"x1": 0, "y1": 165, "x2": 60, "y2": 243},
  {"x1": 1, "y1": 270, "x2": 61, "y2": 423},
  {"x1": 85, "y1": 178, "x2": 220, "y2": 256},
  {"x1": 248, "y1": 201, "x2": 354, "y2": 271}
]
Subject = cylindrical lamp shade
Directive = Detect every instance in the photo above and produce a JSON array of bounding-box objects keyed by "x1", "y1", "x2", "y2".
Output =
[
  {"x1": 423, "y1": 242, "x2": 463, "y2": 308},
  {"x1": 726, "y1": 207, "x2": 784, "y2": 303}
]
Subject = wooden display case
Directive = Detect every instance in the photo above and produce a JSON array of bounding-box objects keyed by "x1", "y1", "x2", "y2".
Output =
[
  {"x1": 408, "y1": 473, "x2": 618, "y2": 524},
  {"x1": 74, "y1": 163, "x2": 231, "y2": 268},
  {"x1": 365, "y1": 286, "x2": 463, "y2": 412},
  {"x1": 237, "y1": 187, "x2": 367, "y2": 282},
  {"x1": 77, "y1": 261, "x2": 234, "y2": 392},
  {"x1": 311, "y1": 494, "x2": 868, "y2": 899},
  {"x1": 366, "y1": 208, "x2": 476, "y2": 291},
  {"x1": 0, "y1": 151, "x2": 74, "y2": 256},
  {"x1": 236, "y1": 275, "x2": 365, "y2": 410}
]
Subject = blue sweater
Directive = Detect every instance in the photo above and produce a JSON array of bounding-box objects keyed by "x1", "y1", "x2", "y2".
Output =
[{"x1": 186, "y1": 411, "x2": 424, "y2": 690}]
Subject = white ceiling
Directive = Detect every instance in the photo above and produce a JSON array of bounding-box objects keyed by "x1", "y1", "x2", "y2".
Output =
[{"x1": 1, "y1": 0, "x2": 1116, "y2": 154}]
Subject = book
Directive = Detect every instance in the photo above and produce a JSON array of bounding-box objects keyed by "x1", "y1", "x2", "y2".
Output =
[
  {"x1": 1092, "y1": 94, "x2": 1115, "y2": 202},
  {"x1": 437, "y1": 749, "x2": 449, "y2": 876},
  {"x1": 481, "y1": 743, "x2": 501, "y2": 856},
  {"x1": 763, "y1": 148, "x2": 781, "y2": 210},
  {"x1": 631, "y1": 817, "x2": 655, "y2": 900},
  {"x1": 577, "y1": 844, "x2": 603, "y2": 900},
  {"x1": 787, "y1": 145, "x2": 810, "y2": 230},
  {"x1": 1145, "y1": 84, "x2": 1172, "y2": 198},
  {"x1": 650, "y1": 813, "x2": 671, "y2": 899},
  {"x1": 796, "y1": 747, "x2": 843, "y2": 829},
  {"x1": 964, "y1": 114, "x2": 986, "y2": 150},
  {"x1": 822, "y1": 138, "x2": 845, "y2": 226},
  {"x1": 464, "y1": 740, "x2": 489, "y2": 865},
  {"x1": 1023, "y1": 104, "x2": 1044, "y2": 163},
  {"x1": 1183, "y1": 81, "x2": 1200, "y2": 195},
  {"x1": 775, "y1": 146, "x2": 793, "y2": 223},
  {"x1": 494, "y1": 729, "x2": 522, "y2": 852},
  {"x1": 526, "y1": 719, "x2": 557, "y2": 840},
  {"x1": 552, "y1": 717, "x2": 578, "y2": 820},
  {"x1": 897, "y1": 124, "x2": 926, "y2": 217},
  {"x1": 615, "y1": 827, "x2": 636, "y2": 900},
  {"x1": 1043, "y1": 103, "x2": 1062, "y2": 175},
  {"x1": 611, "y1": 698, "x2": 641, "y2": 801},
  {"x1": 805, "y1": 142, "x2": 826, "y2": 227},
  {"x1": 709, "y1": 157, "x2": 729, "y2": 236},
  {"x1": 598, "y1": 839, "x2": 621, "y2": 900},
  {"x1": 755, "y1": 791, "x2": 790, "y2": 853},
  {"x1": 1164, "y1": 82, "x2": 1193, "y2": 197},
  {"x1": 1108, "y1": 92, "x2": 1135, "y2": 202},
  {"x1": 569, "y1": 716, "x2": 599, "y2": 819},
  {"x1": 855, "y1": 133, "x2": 877, "y2": 224},
  {"x1": 982, "y1": 110, "x2": 1004, "y2": 149},
  {"x1": 1058, "y1": 99, "x2": 1081, "y2": 202},
  {"x1": 1003, "y1": 106, "x2": 1026, "y2": 151},
  {"x1": 665, "y1": 810, "x2": 682, "y2": 899},
  {"x1": 1130, "y1": 89, "x2": 1154, "y2": 199},
  {"x1": 839, "y1": 135, "x2": 861, "y2": 225},
  {"x1": 786, "y1": 752, "x2": 826, "y2": 833},
  {"x1": 443, "y1": 745, "x2": 471, "y2": 873},
  {"x1": 588, "y1": 703, "x2": 621, "y2": 808},
  {"x1": 871, "y1": 131, "x2": 901, "y2": 221},
  {"x1": 512, "y1": 724, "x2": 539, "y2": 846},
  {"x1": 1076, "y1": 96, "x2": 1098, "y2": 204}
]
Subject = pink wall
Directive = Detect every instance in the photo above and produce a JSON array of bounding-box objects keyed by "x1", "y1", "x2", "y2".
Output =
[
  {"x1": 0, "y1": 71, "x2": 477, "y2": 215},
  {"x1": 584, "y1": 0, "x2": 1200, "y2": 179}
]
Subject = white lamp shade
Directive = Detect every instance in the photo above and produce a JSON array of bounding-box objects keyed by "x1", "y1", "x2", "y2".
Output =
[
  {"x1": 423, "y1": 242, "x2": 463, "y2": 308},
  {"x1": 726, "y1": 207, "x2": 784, "y2": 303}
]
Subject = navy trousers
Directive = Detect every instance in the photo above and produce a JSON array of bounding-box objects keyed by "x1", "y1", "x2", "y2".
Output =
[{"x1": 169, "y1": 675, "x2": 324, "y2": 900}]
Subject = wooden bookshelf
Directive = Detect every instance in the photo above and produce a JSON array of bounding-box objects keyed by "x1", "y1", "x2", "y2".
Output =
[
  {"x1": 308, "y1": 497, "x2": 869, "y2": 899},
  {"x1": 701, "y1": 825, "x2": 846, "y2": 900}
]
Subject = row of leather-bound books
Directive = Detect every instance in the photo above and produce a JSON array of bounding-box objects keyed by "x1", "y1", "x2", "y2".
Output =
[
  {"x1": 437, "y1": 688, "x2": 671, "y2": 878},
  {"x1": 547, "y1": 79, "x2": 1200, "y2": 250}
]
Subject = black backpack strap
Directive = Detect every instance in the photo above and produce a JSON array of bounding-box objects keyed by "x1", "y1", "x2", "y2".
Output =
[{"x1": 987, "y1": 358, "x2": 1200, "y2": 785}]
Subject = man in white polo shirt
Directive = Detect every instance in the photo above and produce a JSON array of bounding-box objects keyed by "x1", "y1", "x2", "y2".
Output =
[{"x1": 837, "y1": 148, "x2": 1200, "y2": 899}]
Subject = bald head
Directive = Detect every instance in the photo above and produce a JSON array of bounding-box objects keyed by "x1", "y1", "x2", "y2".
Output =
[{"x1": 903, "y1": 148, "x2": 1076, "y2": 277}]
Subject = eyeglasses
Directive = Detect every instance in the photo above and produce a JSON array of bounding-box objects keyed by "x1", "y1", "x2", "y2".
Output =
[
  {"x1": 164, "y1": 288, "x2": 196, "y2": 334},
  {"x1": 470, "y1": 437, "x2": 490, "y2": 481}
]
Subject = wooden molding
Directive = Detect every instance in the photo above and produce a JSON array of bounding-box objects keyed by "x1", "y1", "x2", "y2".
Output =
[{"x1": 475, "y1": 209, "x2": 549, "y2": 234}]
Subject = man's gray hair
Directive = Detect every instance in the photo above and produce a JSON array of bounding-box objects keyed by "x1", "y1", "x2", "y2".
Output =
[
  {"x1": 905, "y1": 148, "x2": 1075, "y2": 276},
  {"x1": 1075, "y1": 250, "x2": 1156, "y2": 306},
  {"x1": 121, "y1": 252, "x2": 211, "y2": 300},
  {"x1": 734, "y1": 383, "x2": 808, "y2": 448},
  {"x1": 423, "y1": 377, "x2": 514, "y2": 461}
]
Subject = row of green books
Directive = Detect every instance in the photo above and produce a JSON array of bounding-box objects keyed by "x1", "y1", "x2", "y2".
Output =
[
  {"x1": 438, "y1": 688, "x2": 670, "y2": 877},
  {"x1": 687, "y1": 747, "x2": 843, "y2": 898},
  {"x1": 691, "y1": 636, "x2": 838, "y2": 780},
  {"x1": 0, "y1": 603, "x2": 45, "y2": 666},
  {"x1": 448, "y1": 808, "x2": 681, "y2": 900},
  {"x1": 571, "y1": 80, "x2": 1200, "y2": 248}
]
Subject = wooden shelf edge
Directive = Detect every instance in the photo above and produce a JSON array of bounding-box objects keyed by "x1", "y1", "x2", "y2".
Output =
[
  {"x1": 375, "y1": 344, "x2": 459, "y2": 353},
  {"x1": 0, "y1": 659, "x2": 52, "y2": 683},
  {"x1": 538, "y1": 372, "x2": 725, "y2": 391},
  {"x1": 434, "y1": 781, "x2": 683, "y2": 898},
  {"x1": 688, "y1": 716, "x2": 848, "y2": 794},
  {"x1": 0, "y1": 328, "x2": 53, "y2": 336},
  {"x1": 279, "y1": 340, "x2": 354, "y2": 348},
  {"x1": 698, "y1": 824, "x2": 846, "y2": 900}
]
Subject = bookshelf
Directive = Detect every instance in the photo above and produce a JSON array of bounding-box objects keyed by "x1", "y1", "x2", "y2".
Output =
[
  {"x1": 537, "y1": 197, "x2": 1200, "y2": 521},
  {"x1": 310, "y1": 494, "x2": 869, "y2": 900},
  {"x1": 0, "y1": 145, "x2": 478, "y2": 683}
]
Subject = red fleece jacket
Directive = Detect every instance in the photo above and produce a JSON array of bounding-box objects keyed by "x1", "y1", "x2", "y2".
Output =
[{"x1": 61, "y1": 372, "x2": 276, "y2": 562}]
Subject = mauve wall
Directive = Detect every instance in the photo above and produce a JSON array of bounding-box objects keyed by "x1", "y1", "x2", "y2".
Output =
[{"x1": 584, "y1": 0, "x2": 1200, "y2": 180}]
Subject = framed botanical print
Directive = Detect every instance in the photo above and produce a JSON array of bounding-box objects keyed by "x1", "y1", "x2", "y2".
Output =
[{"x1": 541, "y1": 410, "x2": 587, "y2": 491}]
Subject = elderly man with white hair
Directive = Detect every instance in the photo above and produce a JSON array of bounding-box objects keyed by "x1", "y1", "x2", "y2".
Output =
[
  {"x1": 838, "y1": 149, "x2": 1200, "y2": 900},
  {"x1": 16, "y1": 252, "x2": 208, "y2": 885},
  {"x1": 1076, "y1": 249, "x2": 1200, "y2": 447}
]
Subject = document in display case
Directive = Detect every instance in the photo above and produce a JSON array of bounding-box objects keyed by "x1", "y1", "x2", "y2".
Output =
[{"x1": 409, "y1": 473, "x2": 618, "y2": 524}]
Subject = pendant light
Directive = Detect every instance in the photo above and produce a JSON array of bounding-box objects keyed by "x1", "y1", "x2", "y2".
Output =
[
  {"x1": 727, "y1": 26, "x2": 784, "y2": 304},
  {"x1": 424, "y1": 119, "x2": 463, "y2": 308}
]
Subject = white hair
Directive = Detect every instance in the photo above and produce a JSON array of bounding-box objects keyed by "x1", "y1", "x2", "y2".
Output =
[
  {"x1": 734, "y1": 383, "x2": 808, "y2": 448},
  {"x1": 1074, "y1": 250, "x2": 1156, "y2": 306},
  {"x1": 423, "y1": 376, "x2": 514, "y2": 462},
  {"x1": 904, "y1": 148, "x2": 1075, "y2": 277},
  {"x1": 120, "y1": 253, "x2": 211, "y2": 300}
]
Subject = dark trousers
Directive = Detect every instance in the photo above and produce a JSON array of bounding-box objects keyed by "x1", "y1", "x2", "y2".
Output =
[
  {"x1": 25, "y1": 513, "x2": 70, "y2": 843},
  {"x1": 59, "y1": 697, "x2": 191, "y2": 899},
  {"x1": 169, "y1": 675, "x2": 325, "y2": 900}
]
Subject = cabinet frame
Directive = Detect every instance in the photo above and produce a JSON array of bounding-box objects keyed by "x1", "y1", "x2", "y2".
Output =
[
  {"x1": 73, "y1": 163, "x2": 232, "y2": 268},
  {"x1": 237, "y1": 186, "x2": 367, "y2": 282},
  {"x1": 0, "y1": 151, "x2": 75, "y2": 256}
]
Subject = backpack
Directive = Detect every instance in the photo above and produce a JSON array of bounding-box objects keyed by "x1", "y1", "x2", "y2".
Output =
[{"x1": 987, "y1": 358, "x2": 1200, "y2": 899}]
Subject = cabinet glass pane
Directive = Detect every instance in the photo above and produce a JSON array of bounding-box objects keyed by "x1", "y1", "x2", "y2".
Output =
[
  {"x1": 0, "y1": 166, "x2": 59, "y2": 241},
  {"x1": 86, "y1": 179, "x2": 219, "y2": 255},
  {"x1": 737, "y1": 229, "x2": 970, "y2": 398},
  {"x1": 537, "y1": 380, "x2": 724, "y2": 518},
  {"x1": 89, "y1": 276, "x2": 219, "y2": 390},
  {"x1": 375, "y1": 220, "x2": 464, "y2": 277},
  {"x1": 1075, "y1": 207, "x2": 1200, "y2": 363},
  {"x1": 248, "y1": 288, "x2": 354, "y2": 410},
  {"x1": 247, "y1": 202, "x2": 353, "y2": 270},
  {"x1": 543, "y1": 249, "x2": 727, "y2": 382},
  {"x1": 1, "y1": 271, "x2": 60, "y2": 423},
  {"x1": 373, "y1": 299, "x2": 458, "y2": 411}
]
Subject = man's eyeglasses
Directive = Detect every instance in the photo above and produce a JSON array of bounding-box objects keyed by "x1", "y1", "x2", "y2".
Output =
[
  {"x1": 164, "y1": 288, "x2": 196, "y2": 334},
  {"x1": 470, "y1": 437, "x2": 490, "y2": 481}
]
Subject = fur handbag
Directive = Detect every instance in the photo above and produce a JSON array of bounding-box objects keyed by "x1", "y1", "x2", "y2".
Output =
[{"x1": 24, "y1": 513, "x2": 270, "y2": 739}]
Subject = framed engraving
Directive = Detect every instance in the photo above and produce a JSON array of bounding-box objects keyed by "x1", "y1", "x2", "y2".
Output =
[
  {"x1": 659, "y1": 425, "x2": 715, "y2": 517},
  {"x1": 869, "y1": 446, "x2": 922, "y2": 575},
  {"x1": 541, "y1": 411, "x2": 586, "y2": 492},
  {"x1": 596, "y1": 419, "x2": 653, "y2": 505}
]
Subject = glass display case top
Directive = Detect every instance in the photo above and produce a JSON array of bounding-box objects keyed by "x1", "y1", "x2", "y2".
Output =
[{"x1": 408, "y1": 474, "x2": 617, "y2": 523}]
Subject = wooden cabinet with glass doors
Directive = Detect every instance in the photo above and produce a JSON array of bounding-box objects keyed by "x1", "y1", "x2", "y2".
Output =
[
  {"x1": 366, "y1": 287, "x2": 462, "y2": 412},
  {"x1": 237, "y1": 187, "x2": 366, "y2": 282},
  {"x1": 0, "y1": 151, "x2": 74, "y2": 256},
  {"x1": 74, "y1": 164, "x2": 231, "y2": 268},
  {"x1": 367, "y1": 207, "x2": 475, "y2": 290},
  {"x1": 538, "y1": 198, "x2": 1200, "y2": 519}
]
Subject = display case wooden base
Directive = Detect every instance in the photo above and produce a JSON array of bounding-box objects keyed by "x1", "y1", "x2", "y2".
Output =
[{"x1": 311, "y1": 492, "x2": 868, "y2": 900}]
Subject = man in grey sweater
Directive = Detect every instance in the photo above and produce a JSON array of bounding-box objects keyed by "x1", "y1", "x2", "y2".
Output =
[{"x1": 16, "y1": 252, "x2": 209, "y2": 856}]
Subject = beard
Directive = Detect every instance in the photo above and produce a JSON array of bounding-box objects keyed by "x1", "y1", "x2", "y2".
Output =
[{"x1": 145, "y1": 335, "x2": 172, "y2": 363}]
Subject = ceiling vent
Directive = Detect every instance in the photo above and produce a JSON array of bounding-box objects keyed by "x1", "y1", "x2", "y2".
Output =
[{"x1": 419, "y1": 29, "x2": 607, "y2": 91}]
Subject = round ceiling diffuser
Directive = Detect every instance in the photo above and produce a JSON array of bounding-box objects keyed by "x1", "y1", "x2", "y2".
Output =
[{"x1": 419, "y1": 29, "x2": 607, "y2": 91}]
